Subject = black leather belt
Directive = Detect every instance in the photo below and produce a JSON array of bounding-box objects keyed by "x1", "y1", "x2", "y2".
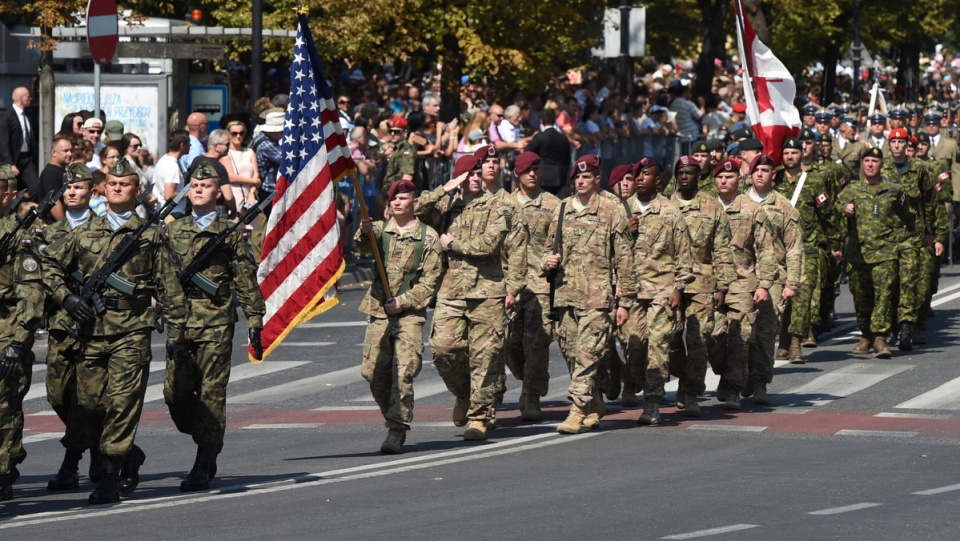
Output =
[{"x1": 103, "y1": 297, "x2": 151, "y2": 311}]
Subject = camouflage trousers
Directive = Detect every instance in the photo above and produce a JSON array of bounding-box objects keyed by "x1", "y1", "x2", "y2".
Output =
[
  {"x1": 78, "y1": 330, "x2": 153, "y2": 457},
  {"x1": 814, "y1": 254, "x2": 843, "y2": 328},
  {"x1": 848, "y1": 260, "x2": 897, "y2": 335},
  {"x1": 361, "y1": 314, "x2": 425, "y2": 431},
  {"x1": 896, "y1": 244, "x2": 921, "y2": 323},
  {"x1": 46, "y1": 330, "x2": 101, "y2": 451},
  {"x1": 0, "y1": 342, "x2": 32, "y2": 475},
  {"x1": 669, "y1": 293, "x2": 717, "y2": 397},
  {"x1": 554, "y1": 307, "x2": 611, "y2": 409},
  {"x1": 787, "y1": 247, "x2": 824, "y2": 337},
  {"x1": 163, "y1": 325, "x2": 234, "y2": 448},
  {"x1": 919, "y1": 245, "x2": 939, "y2": 322},
  {"x1": 430, "y1": 297, "x2": 505, "y2": 422},
  {"x1": 504, "y1": 291, "x2": 552, "y2": 397},
  {"x1": 749, "y1": 285, "x2": 783, "y2": 386},
  {"x1": 711, "y1": 293, "x2": 757, "y2": 393},
  {"x1": 619, "y1": 299, "x2": 677, "y2": 405}
]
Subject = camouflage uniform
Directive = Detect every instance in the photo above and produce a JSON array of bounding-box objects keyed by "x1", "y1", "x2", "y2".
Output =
[
  {"x1": 620, "y1": 195, "x2": 694, "y2": 411},
  {"x1": 354, "y1": 219, "x2": 443, "y2": 431},
  {"x1": 491, "y1": 190, "x2": 529, "y2": 405},
  {"x1": 809, "y1": 161, "x2": 851, "y2": 330},
  {"x1": 663, "y1": 172, "x2": 717, "y2": 199},
  {"x1": 668, "y1": 191, "x2": 735, "y2": 399},
  {"x1": 714, "y1": 196, "x2": 777, "y2": 395},
  {"x1": 41, "y1": 213, "x2": 186, "y2": 459},
  {"x1": 545, "y1": 195, "x2": 636, "y2": 411},
  {"x1": 918, "y1": 160, "x2": 952, "y2": 328},
  {"x1": 0, "y1": 216, "x2": 45, "y2": 491},
  {"x1": 502, "y1": 189, "x2": 560, "y2": 401},
  {"x1": 839, "y1": 178, "x2": 916, "y2": 338},
  {"x1": 750, "y1": 189, "x2": 802, "y2": 384},
  {"x1": 417, "y1": 188, "x2": 516, "y2": 425},
  {"x1": 383, "y1": 140, "x2": 417, "y2": 196},
  {"x1": 163, "y1": 213, "x2": 265, "y2": 449}
]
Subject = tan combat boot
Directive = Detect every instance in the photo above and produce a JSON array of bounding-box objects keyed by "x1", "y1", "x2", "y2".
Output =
[
  {"x1": 557, "y1": 404, "x2": 589, "y2": 434},
  {"x1": 852, "y1": 334, "x2": 872, "y2": 354},
  {"x1": 801, "y1": 329, "x2": 817, "y2": 348},
  {"x1": 583, "y1": 390, "x2": 605, "y2": 429},
  {"x1": 452, "y1": 397, "x2": 469, "y2": 427},
  {"x1": 463, "y1": 420, "x2": 487, "y2": 441},
  {"x1": 872, "y1": 336, "x2": 892, "y2": 359},
  {"x1": 788, "y1": 336, "x2": 805, "y2": 364},
  {"x1": 380, "y1": 428, "x2": 406, "y2": 454},
  {"x1": 521, "y1": 394, "x2": 541, "y2": 423}
]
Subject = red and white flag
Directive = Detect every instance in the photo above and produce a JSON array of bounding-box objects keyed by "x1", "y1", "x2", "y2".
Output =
[
  {"x1": 734, "y1": 0, "x2": 800, "y2": 164},
  {"x1": 254, "y1": 13, "x2": 352, "y2": 362}
]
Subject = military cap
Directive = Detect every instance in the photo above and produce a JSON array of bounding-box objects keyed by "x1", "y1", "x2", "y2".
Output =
[
  {"x1": 802, "y1": 104, "x2": 819, "y2": 116},
  {"x1": 452, "y1": 154, "x2": 481, "y2": 178},
  {"x1": 387, "y1": 116, "x2": 408, "y2": 129},
  {"x1": 929, "y1": 103, "x2": 947, "y2": 115},
  {"x1": 731, "y1": 103, "x2": 747, "y2": 114},
  {"x1": 109, "y1": 157, "x2": 140, "y2": 178},
  {"x1": 571, "y1": 154, "x2": 601, "y2": 179},
  {"x1": 738, "y1": 138, "x2": 764, "y2": 151},
  {"x1": 861, "y1": 147, "x2": 883, "y2": 161},
  {"x1": 888, "y1": 107, "x2": 910, "y2": 120},
  {"x1": 828, "y1": 104, "x2": 844, "y2": 116},
  {"x1": 731, "y1": 127, "x2": 754, "y2": 140},
  {"x1": 916, "y1": 132, "x2": 931, "y2": 144},
  {"x1": 820, "y1": 132, "x2": 833, "y2": 143},
  {"x1": 714, "y1": 158, "x2": 740, "y2": 176},
  {"x1": 923, "y1": 112, "x2": 943, "y2": 123},
  {"x1": 782, "y1": 137, "x2": 802, "y2": 150},
  {"x1": 908, "y1": 136, "x2": 919, "y2": 148},
  {"x1": 692, "y1": 140, "x2": 710, "y2": 154},
  {"x1": 634, "y1": 157, "x2": 660, "y2": 176},
  {"x1": 65, "y1": 162, "x2": 94, "y2": 182},
  {"x1": 855, "y1": 103, "x2": 868, "y2": 113},
  {"x1": 888, "y1": 128, "x2": 909, "y2": 140},
  {"x1": 608, "y1": 164, "x2": 632, "y2": 187},
  {"x1": 815, "y1": 110, "x2": 833, "y2": 123},
  {"x1": 868, "y1": 112, "x2": 887, "y2": 124},
  {"x1": 387, "y1": 179, "x2": 417, "y2": 200},
  {"x1": 910, "y1": 103, "x2": 925, "y2": 115},
  {"x1": 841, "y1": 116, "x2": 859, "y2": 129},
  {"x1": 190, "y1": 161, "x2": 219, "y2": 182},
  {"x1": 749, "y1": 153, "x2": 776, "y2": 173},
  {"x1": 798, "y1": 128, "x2": 817, "y2": 141},
  {"x1": 513, "y1": 151, "x2": 540, "y2": 175},
  {"x1": 706, "y1": 139, "x2": 725, "y2": 152},
  {"x1": 0, "y1": 163, "x2": 15, "y2": 181},
  {"x1": 474, "y1": 144, "x2": 500, "y2": 160},
  {"x1": 673, "y1": 155, "x2": 701, "y2": 173}
]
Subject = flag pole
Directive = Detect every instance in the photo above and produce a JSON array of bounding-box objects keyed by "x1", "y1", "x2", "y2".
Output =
[{"x1": 352, "y1": 176, "x2": 394, "y2": 299}]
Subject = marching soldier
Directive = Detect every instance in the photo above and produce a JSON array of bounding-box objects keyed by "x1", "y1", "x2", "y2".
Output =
[
  {"x1": 41, "y1": 158, "x2": 187, "y2": 504},
  {"x1": 163, "y1": 162, "x2": 266, "y2": 489},
  {"x1": 543, "y1": 155, "x2": 636, "y2": 434},
  {"x1": 502, "y1": 152, "x2": 560, "y2": 422},
  {"x1": 0, "y1": 163, "x2": 45, "y2": 502}
]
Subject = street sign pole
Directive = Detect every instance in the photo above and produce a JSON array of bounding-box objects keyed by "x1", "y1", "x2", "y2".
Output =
[{"x1": 94, "y1": 63, "x2": 101, "y2": 120}]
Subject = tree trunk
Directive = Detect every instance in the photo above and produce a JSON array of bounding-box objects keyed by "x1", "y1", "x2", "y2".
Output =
[
  {"x1": 39, "y1": 48, "x2": 55, "y2": 159},
  {"x1": 897, "y1": 40, "x2": 921, "y2": 102},
  {"x1": 695, "y1": 0, "x2": 727, "y2": 99},
  {"x1": 440, "y1": 32, "x2": 461, "y2": 123},
  {"x1": 822, "y1": 41, "x2": 839, "y2": 105}
]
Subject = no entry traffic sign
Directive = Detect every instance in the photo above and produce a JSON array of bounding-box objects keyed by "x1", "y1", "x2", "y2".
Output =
[{"x1": 86, "y1": 0, "x2": 118, "y2": 66}]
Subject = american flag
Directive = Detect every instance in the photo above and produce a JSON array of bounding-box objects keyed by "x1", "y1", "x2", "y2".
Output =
[{"x1": 254, "y1": 13, "x2": 353, "y2": 362}]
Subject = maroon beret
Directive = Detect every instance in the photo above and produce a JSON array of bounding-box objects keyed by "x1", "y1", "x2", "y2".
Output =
[
  {"x1": 714, "y1": 158, "x2": 741, "y2": 176},
  {"x1": 453, "y1": 154, "x2": 482, "y2": 178},
  {"x1": 570, "y1": 154, "x2": 601, "y2": 179},
  {"x1": 474, "y1": 144, "x2": 500, "y2": 160},
  {"x1": 514, "y1": 151, "x2": 541, "y2": 175},
  {"x1": 387, "y1": 179, "x2": 417, "y2": 201},
  {"x1": 632, "y1": 157, "x2": 660, "y2": 176},
  {"x1": 674, "y1": 155, "x2": 701, "y2": 173},
  {"x1": 608, "y1": 164, "x2": 632, "y2": 186},
  {"x1": 749, "y1": 153, "x2": 776, "y2": 173}
]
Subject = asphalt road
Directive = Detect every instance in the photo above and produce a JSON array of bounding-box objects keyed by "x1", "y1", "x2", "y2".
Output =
[{"x1": 5, "y1": 266, "x2": 960, "y2": 540}]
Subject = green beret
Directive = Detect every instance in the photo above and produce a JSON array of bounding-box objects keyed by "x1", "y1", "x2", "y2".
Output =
[
  {"x1": 861, "y1": 147, "x2": 883, "y2": 161},
  {"x1": 798, "y1": 128, "x2": 817, "y2": 142},
  {"x1": 693, "y1": 140, "x2": 709, "y2": 153},
  {"x1": 782, "y1": 138, "x2": 801, "y2": 150}
]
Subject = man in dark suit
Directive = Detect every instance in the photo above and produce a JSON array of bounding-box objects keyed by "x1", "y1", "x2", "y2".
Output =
[
  {"x1": 0, "y1": 87, "x2": 39, "y2": 198},
  {"x1": 526, "y1": 107, "x2": 572, "y2": 196}
]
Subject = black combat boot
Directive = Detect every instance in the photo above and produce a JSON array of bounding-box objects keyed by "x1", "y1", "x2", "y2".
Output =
[
  {"x1": 89, "y1": 447, "x2": 103, "y2": 483},
  {"x1": 180, "y1": 446, "x2": 217, "y2": 492},
  {"x1": 0, "y1": 467, "x2": 20, "y2": 502},
  {"x1": 898, "y1": 322, "x2": 914, "y2": 351},
  {"x1": 118, "y1": 444, "x2": 146, "y2": 494},
  {"x1": 88, "y1": 456, "x2": 124, "y2": 505},
  {"x1": 47, "y1": 448, "x2": 83, "y2": 491}
]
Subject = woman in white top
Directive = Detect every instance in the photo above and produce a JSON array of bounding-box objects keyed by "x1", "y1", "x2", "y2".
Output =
[{"x1": 221, "y1": 120, "x2": 260, "y2": 209}]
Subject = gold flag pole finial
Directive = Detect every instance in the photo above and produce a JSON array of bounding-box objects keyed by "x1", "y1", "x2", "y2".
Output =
[{"x1": 294, "y1": 1, "x2": 308, "y2": 15}]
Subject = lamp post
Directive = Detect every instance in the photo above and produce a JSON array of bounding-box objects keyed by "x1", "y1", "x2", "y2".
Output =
[{"x1": 852, "y1": 0, "x2": 862, "y2": 102}]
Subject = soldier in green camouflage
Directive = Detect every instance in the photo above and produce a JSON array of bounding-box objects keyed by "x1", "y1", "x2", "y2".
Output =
[
  {"x1": 840, "y1": 148, "x2": 916, "y2": 359},
  {"x1": 713, "y1": 159, "x2": 777, "y2": 410},
  {"x1": 501, "y1": 152, "x2": 559, "y2": 422},
  {"x1": 382, "y1": 116, "x2": 417, "y2": 196},
  {"x1": 40, "y1": 163, "x2": 107, "y2": 492},
  {"x1": 881, "y1": 129, "x2": 946, "y2": 350},
  {"x1": 915, "y1": 132, "x2": 952, "y2": 343},
  {"x1": 163, "y1": 162, "x2": 265, "y2": 490},
  {"x1": 667, "y1": 156, "x2": 736, "y2": 416},
  {"x1": 543, "y1": 155, "x2": 637, "y2": 434},
  {"x1": 417, "y1": 154, "x2": 514, "y2": 442},
  {"x1": 41, "y1": 157, "x2": 188, "y2": 504},
  {"x1": 0, "y1": 164, "x2": 46, "y2": 502},
  {"x1": 622, "y1": 159, "x2": 694, "y2": 424},
  {"x1": 355, "y1": 179, "x2": 443, "y2": 453}
]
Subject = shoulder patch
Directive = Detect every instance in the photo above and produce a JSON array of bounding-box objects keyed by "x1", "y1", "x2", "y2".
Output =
[
  {"x1": 815, "y1": 193, "x2": 829, "y2": 205},
  {"x1": 939, "y1": 171, "x2": 950, "y2": 181},
  {"x1": 22, "y1": 257, "x2": 38, "y2": 273},
  {"x1": 935, "y1": 182, "x2": 943, "y2": 192}
]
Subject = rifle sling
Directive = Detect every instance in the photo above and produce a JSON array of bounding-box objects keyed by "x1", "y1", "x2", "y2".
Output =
[{"x1": 379, "y1": 222, "x2": 428, "y2": 298}]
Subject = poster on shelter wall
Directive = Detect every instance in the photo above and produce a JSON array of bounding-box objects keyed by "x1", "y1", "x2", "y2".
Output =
[{"x1": 54, "y1": 84, "x2": 161, "y2": 156}]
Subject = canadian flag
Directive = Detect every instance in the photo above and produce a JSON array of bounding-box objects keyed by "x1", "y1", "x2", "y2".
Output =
[{"x1": 734, "y1": 0, "x2": 800, "y2": 164}]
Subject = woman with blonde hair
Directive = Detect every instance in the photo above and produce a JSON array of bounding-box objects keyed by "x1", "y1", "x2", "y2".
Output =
[
  {"x1": 220, "y1": 120, "x2": 261, "y2": 212},
  {"x1": 455, "y1": 109, "x2": 489, "y2": 159}
]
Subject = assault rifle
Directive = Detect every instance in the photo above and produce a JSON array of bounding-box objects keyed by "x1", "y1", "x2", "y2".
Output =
[
  {"x1": 0, "y1": 181, "x2": 71, "y2": 258},
  {"x1": 178, "y1": 192, "x2": 274, "y2": 295},
  {"x1": 545, "y1": 202, "x2": 567, "y2": 321}
]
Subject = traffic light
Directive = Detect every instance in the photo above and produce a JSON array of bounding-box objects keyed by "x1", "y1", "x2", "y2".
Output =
[{"x1": 186, "y1": 8, "x2": 203, "y2": 24}]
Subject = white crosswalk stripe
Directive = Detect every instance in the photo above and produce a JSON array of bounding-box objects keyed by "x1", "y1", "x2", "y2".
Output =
[
  {"x1": 779, "y1": 363, "x2": 913, "y2": 406},
  {"x1": 895, "y1": 376, "x2": 960, "y2": 411}
]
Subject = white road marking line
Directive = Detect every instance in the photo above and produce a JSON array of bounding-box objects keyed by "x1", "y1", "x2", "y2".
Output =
[
  {"x1": 686, "y1": 424, "x2": 767, "y2": 433},
  {"x1": 875, "y1": 412, "x2": 952, "y2": 420},
  {"x1": 298, "y1": 321, "x2": 367, "y2": 328},
  {"x1": 24, "y1": 362, "x2": 167, "y2": 403},
  {"x1": 931, "y1": 289, "x2": 960, "y2": 307},
  {"x1": 913, "y1": 483, "x2": 960, "y2": 496},
  {"x1": 23, "y1": 432, "x2": 64, "y2": 444},
  {"x1": 229, "y1": 364, "x2": 361, "y2": 405},
  {"x1": 0, "y1": 431, "x2": 599, "y2": 530},
  {"x1": 895, "y1": 375, "x2": 960, "y2": 411},
  {"x1": 27, "y1": 411, "x2": 59, "y2": 416},
  {"x1": 241, "y1": 423, "x2": 322, "y2": 430},
  {"x1": 275, "y1": 342, "x2": 335, "y2": 347},
  {"x1": 142, "y1": 361, "x2": 309, "y2": 404},
  {"x1": 660, "y1": 524, "x2": 760, "y2": 539},
  {"x1": 808, "y1": 502, "x2": 881, "y2": 515},
  {"x1": 835, "y1": 429, "x2": 917, "y2": 438},
  {"x1": 312, "y1": 406, "x2": 380, "y2": 411},
  {"x1": 780, "y1": 363, "x2": 912, "y2": 406},
  {"x1": 349, "y1": 374, "x2": 449, "y2": 402}
]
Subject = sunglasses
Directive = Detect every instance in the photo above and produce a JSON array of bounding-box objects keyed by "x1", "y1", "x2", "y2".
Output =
[
  {"x1": 87, "y1": 129, "x2": 102, "y2": 134},
  {"x1": 338, "y1": 100, "x2": 349, "y2": 105},
  {"x1": 389, "y1": 129, "x2": 403, "y2": 134},
  {"x1": 231, "y1": 131, "x2": 246, "y2": 136},
  {"x1": 129, "y1": 144, "x2": 141, "y2": 149}
]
